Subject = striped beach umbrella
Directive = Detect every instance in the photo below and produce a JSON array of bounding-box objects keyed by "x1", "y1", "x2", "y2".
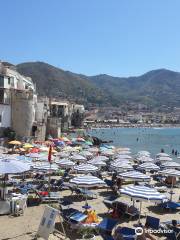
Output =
[
  {"x1": 159, "y1": 168, "x2": 180, "y2": 177},
  {"x1": 137, "y1": 156, "x2": 154, "y2": 163},
  {"x1": 55, "y1": 159, "x2": 75, "y2": 168},
  {"x1": 70, "y1": 175, "x2": 105, "y2": 188},
  {"x1": 120, "y1": 185, "x2": 167, "y2": 202},
  {"x1": 80, "y1": 151, "x2": 93, "y2": 158},
  {"x1": 157, "y1": 156, "x2": 173, "y2": 162},
  {"x1": 91, "y1": 156, "x2": 109, "y2": 162},
  {"x1": 111, "y1": 162, "x2": 133, "y2": 172},
  {"x1": 159, "y1": 168, "x2": 180, "y2": 200},
  {"x1": 118, "y1": 171, "x2": 151, "y2": 182},
  {"x1": 74, "y1": 164, "x2": 98, "y2": 173},
  {"x1": 71, "y1": 154, "x2": 87, "y2": 162},
  {"x1": 33, "y1": 163, "x2": 59, "y2": 171},
  {"x1": 156, "y1": 153, "x2": 170, "y2": 157},
  {"x1": 87, "y1": 159, "x2": 106, "y2": 167},
  {"x1": 115, "y1": 154, "x2": 132, "y2": 159},
  {"x1": 137, "y1": 162, "x2": 160, "y2": 171},
  {"x1": 161, "y1": 161, "x2": 180, "y2": 169},
  {"x1": 120, "y1": 185, "x2": 167, "y2": 223}
]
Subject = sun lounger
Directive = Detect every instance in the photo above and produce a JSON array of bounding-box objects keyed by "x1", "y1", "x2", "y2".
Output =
[
  {"x1": 125, "y1": 205, "x2": 140, "y2": 219},
  {"x1": 145, "y1": 215, "x2": 160, "y2": 229},
  {"x1": 161, "y1": 201, "x2": 180, "y2": 210},
  {"x1": 116, "y1": 227, "x2": 136, "y2": 240},
  {"x1": 78, "y1": 188, "x2": 97, "y2": 199},
  {"x1": 97, "y1": 218, "x2": 119, "y2": 234},
  {"x1": 103, "y1": 195, "x2": 119, "y2": 212}
]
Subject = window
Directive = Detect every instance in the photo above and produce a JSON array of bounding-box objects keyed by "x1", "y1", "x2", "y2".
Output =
[
  {"x1": 0, "y1": 75, "x2": 4, "y2": 87},
  {"x1": 8, "y1": 77, "x2": 11, "y2": 85},
  {"x1": 0, "y1": 115, "x2": 2, "y2": 123}
]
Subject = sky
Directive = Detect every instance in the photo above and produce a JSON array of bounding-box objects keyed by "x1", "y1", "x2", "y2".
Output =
[{"x1": 0, "y1": 0, "x2": 180, "y2": 77}]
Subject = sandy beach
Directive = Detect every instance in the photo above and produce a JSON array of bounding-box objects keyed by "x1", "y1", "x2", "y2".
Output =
[{"x1": 0, "y1": 183, "x2": 179, "y2": 240}]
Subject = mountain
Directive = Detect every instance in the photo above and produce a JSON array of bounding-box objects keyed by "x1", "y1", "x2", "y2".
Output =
[
  {"x1": 16, "y1": 62, "x2": 180, "y2": 109},
  {"x1": 16, "y1": 62, "x2": 109, "y2": 106}
]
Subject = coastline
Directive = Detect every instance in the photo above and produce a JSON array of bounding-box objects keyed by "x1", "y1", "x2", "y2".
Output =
[{"x1": 84, "y1": 123, "x2": 180, "y2": 129}]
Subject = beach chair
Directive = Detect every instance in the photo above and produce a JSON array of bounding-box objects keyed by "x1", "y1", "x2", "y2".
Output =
[
  {"x1": 104, "y1": 179, "x2": 114, "y2": 190},
  {"x1": 97, "y1": 218, "x2": 119, "y2": 235},
  {"x1": 103, "y1": 195, "x2": 119, "y2": 212},
  {"x1": 162, "y1": 201, "x2": 180, "y2": 210},
  {"x1": 116, "y1": 227, "x2": 136, "y2": 240},
  {"x1": 78, "y1": 188, "x2": 97, "y2": 199},
  {"x1": 145, "y1": 215, "x2": 160, "y2": 229},
  {"x1": 125, "y1": 205, "x2": 140, "y2": 220},
  {"x1": 15, "y1": 196, "x2": 28, "y2": 216}
]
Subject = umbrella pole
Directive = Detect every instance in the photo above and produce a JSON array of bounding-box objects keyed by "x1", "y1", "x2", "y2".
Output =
[
  {"x1": 48, "y1": 163, "x2": 51, "y2": 197},
  {"x1": 170, "y1": 178, "x2": 174, "y2": 201},
  {"x1": 138, "y1": 201, "x2": 142, "y2": 224}
]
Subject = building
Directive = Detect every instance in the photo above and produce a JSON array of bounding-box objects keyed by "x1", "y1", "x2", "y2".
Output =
[{"x1": 0, "y1": 61, "x2": 37, "y2": 138}]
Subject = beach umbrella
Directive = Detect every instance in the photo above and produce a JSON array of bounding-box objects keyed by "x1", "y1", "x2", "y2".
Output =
[
  {"x1": 111, "y1": 162, "x2": 133, "y2": 172},
  {"x1": 115, "y1": 154, "x2": 132, "y2": 159},
  {"x1": 157, "y1": 156, "x2": 173, "y2": 162},
  {"x1": 71, "y1": 154, "x2": 87, "y2": 162},
  {"x1": 120, "y1": 185, "x2": 167, "y2": 223},
  {"x1": 137, "y1": 163, "x2": 160, "y2": 171},
  {"x1": 74, "y1": 164, "x2": 98, "y2": 173},
  {"x1": 87, "y1": 159, "x2": 106, "y2": 167},
  {"x1": 33, "y1": 163, "x2": 59, "y2": 171},
  {"x1": 137, "y1": 156, "x2": 154, "y2": 163},
  {"x1": 91, "y1": 156, "x2": 109, "y2": 162},
  {"x1": 23, "y1": 143, "x2": 33, "y2": 148},
  {"x1": 0, "y1": 158, "x2": 30, "y2": 174},
  {"x1": 88, "y1": 147, "x2": 99, "y2": 153},
  {"x1": 137, "y1": 151, "x2": 150, "y2": 156},
  {"x1": 161, "y1": 161, "x2": 180, "y2": 169},
  {"x1": 55, "y1": 152, "x2": 70, "y2": 158},
  {"x1": 70, "y1": 175, "x2": 105, "y2": 188},
  {"x1": 118, "y1": 171, "x2": 151, "y2": 182},
  {"x1": 56, "y1": 159, "x2": 75, "y2": 168},
  {"x1": 0, "y1": 158, "x2": 31, "y2": 199},
  {"x1": 8, "y1": 140, "x2": 21, "y2": 145},
  {"x1": 70, "y1": 175, "x2": 105, "y2": 204},
  {"x1": 26, "y1": 153, "x2": 40, "y2": 158},
  {"x1": 156, "y1": 153, "x2": 170, "y2": 157},
  {"x1": 159, "y1": 168, "x2": 180, "y2": 200},
  {"x1": 80, "y1": 151, "x2": 93, "y2": 158}
]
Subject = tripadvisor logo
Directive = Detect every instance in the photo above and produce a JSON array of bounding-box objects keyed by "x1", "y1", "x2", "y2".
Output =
[{"x1": 135, "y1": 227, "x2": 173, "y2": 236}]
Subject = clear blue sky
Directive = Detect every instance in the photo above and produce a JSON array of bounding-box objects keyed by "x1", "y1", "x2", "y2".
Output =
[{"x1": 1, "y1": 0, "x2": 180, "y2": 76}]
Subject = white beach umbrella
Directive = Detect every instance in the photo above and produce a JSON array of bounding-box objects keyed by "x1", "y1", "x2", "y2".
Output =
[
  {"x1": 156, "y1": 153, "x2": 170, "y2": 157},
  {"x1": 120, "y1": 185, "x2": 167, "y2": 223},
  {"x1": 118, "y1": 171, "x2": 151, "y2": 182},
  {"x1": 161, "y1": 161, "x2": 180, "y2": 169},
  {"x1": 0, "y1": 158, "x2": 30, "y2": 174},
  {"x1": 74, "y1": 164, "x2": 98, "y2": 173},
  {"x1": 91, "y1": 156, "x2": 109, "y2": 162},
  {"x1": 71, "y1": 154, "x2": 87, "y2": 162},
  {"x1": 55, "y1": 159, "x2": 75, "y2": 168},
  {"x1": 80, "y1": 151, "x2": 93, "y2": 158},
  {"x1": 157, "y1": 156, "x2": 173, "y2": 162},
  {"x1": 55, "y1": 152, "x2": 70, "y2": 158},
  {"x1": 70, "y1": 175, "x2": 105, "y2": 188},
  {"x1": 159, "y1": 168, "x2": 180, "y2": 200},
  {"x1": 115, "y1": 154, "x2": 132, "y2": 159},
  {"x1": 137, "y1": 156, "x2": 154, "y2": 163},
  {"x1": 70, "y1": 175, "x2": 105, "y2": 204},
  {"x1": 137, "y1": 151, "x2": 151, "y2": 156},
  {"x1": 87, "y1": 159, "x2": 106, "y2": 167},
  {"x1": 33, "y1": 163, "x2": 59, "y2": 171},
  {"x1": 111, "y1": 162, "x2": 133, "y2": 172},
  {"x1": 137, "y1": 163, "x2": 160, "y2": 171}
]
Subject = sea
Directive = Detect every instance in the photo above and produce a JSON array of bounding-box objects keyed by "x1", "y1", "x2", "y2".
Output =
[{"x1": 86, "y1": 127, "x2": 180, "y2": 163}]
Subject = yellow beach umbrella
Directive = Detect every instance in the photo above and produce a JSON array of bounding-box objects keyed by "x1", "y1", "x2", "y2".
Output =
[
  {"x1": 23, "y1": 143, "x2": 33, "y2": 148},
  {"x1": 8, "y1": 140, "x2": 21, "y2": 145}
]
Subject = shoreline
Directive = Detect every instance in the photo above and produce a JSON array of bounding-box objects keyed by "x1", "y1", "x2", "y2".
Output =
[{"x1": 84, "y1": 123, "x2": 180, "y2": 129}]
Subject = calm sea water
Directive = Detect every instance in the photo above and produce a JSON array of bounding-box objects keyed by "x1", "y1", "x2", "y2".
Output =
[{"x1": 87, "y1": 127, "x2": 180, "y2": 162}]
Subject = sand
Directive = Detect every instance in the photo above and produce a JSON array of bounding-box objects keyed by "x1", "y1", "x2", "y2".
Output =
[{"x1": 0, "y1": 182, "x2": 179, "y2": 240}]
